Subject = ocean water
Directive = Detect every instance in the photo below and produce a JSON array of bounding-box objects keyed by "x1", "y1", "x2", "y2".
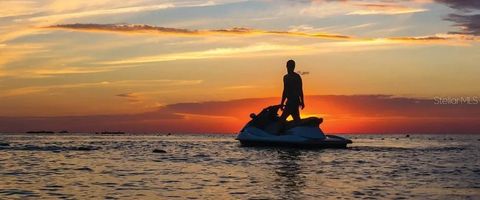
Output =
[{"x1": 0, "y1": 134, "x2": 479, "y2": 200}]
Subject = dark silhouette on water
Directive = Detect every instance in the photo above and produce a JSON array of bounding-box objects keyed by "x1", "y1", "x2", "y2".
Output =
[
  {"x1": 280, "y1": 60, "x2": 305, "y2": 123},
  {"x1": 152, "y1": 149, "x2": 167, "y2": 153},
  {"x1": 26, "y1": 130, "x2": 54, "y2": 134},
  {"x1": 96, "y1": 131, "x2": 125, "y2": 135},
  {"x1": 235, "y1": 60, "x2": 352, "y2": 148}
]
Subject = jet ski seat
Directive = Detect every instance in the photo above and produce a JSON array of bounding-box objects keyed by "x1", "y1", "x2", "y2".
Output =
[{"x1": 284, "y1": 117, "x2": 323, "y2": 130}]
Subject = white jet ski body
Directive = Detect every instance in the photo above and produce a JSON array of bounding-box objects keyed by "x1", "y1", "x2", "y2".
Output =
[{"x1": 236, "y1": 105, "x2": 352, "y2": 148}]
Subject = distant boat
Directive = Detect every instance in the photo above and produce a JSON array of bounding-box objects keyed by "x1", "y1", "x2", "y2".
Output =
[
  {"x1": 26, "y1": 131, "x2": 54, "y2": 134},
  {"x1": 96, "y1": 131, "x2": 125, "y2": 135},
  {"x1": 58, "y1": 130, "x2": 69, "y2": 133}
]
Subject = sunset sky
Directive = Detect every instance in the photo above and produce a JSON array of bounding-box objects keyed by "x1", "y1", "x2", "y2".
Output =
[{"x1": 1, "y1": 0, "x2": 479, "y2": 133}]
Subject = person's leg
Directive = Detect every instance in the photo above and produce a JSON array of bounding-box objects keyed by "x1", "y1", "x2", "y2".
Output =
[
  {"x1": 276, "y1": 108, "x2": 291, "y2": 134},
  {"x1": 279, "y1": 108, "x2": 291, "y2": 122},
  {"x1": 291, "y1": 106, "x2": 301, "y2": 122}
]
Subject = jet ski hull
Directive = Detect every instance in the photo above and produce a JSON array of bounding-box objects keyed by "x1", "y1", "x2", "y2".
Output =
[
  {"x1": 238, "y1": 135, "x2": 352, "y2": 149},
  {"x1": 236, "y1": 126, "x2": 352, "y2": 149}
]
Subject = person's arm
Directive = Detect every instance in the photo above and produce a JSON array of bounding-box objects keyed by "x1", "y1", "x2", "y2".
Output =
[
  {"x1": 299, "y1": 75, "x2": 305, "y2": 109},
  {"x1": 281, "y1": 76, "x2": 287, "y2": 107}
]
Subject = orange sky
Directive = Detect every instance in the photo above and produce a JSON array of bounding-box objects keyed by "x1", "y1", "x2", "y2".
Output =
[
  {"x1": 1, "y1": 0, "x2": 479, "y2": 134},
  {"x1": 1, "y1": 95, "x2": 479, "y2": 134}
]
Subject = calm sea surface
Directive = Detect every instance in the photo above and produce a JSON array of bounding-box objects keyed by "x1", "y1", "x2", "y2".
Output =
[{"x1": 0, "y1": 134, "x2": 479, "y2": 199}]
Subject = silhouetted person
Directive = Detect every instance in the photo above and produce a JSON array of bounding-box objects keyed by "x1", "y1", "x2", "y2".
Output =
[{"x1": 280, "y1": 60, "x2": 304, "y2": 123}]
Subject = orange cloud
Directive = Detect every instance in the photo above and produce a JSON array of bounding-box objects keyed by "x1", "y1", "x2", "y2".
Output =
[
  {"x1": 44, "y1": 23, "x2": 479, "y2": 44},
  {"x1": 45, "y1": 23, "x2": 353, "y2": 40}
]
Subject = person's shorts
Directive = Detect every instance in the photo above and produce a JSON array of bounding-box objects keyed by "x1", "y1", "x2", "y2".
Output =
[{"x1": 285, "y1": 101, "x2": 300, "y2": 114}]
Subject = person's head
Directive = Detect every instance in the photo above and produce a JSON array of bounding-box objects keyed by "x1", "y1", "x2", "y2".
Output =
[{"x1": 286, "y1": 59, "x2": 295, "y2": 73}]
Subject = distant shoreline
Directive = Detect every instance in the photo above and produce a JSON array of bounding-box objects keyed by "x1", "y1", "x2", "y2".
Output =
[{"x1": 0, "y1": 132, "x2": 478, "y2": 135}]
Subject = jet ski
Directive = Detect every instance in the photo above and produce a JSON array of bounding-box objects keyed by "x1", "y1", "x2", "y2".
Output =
[{"x1": 236, "y1": 105, "x2": 352, "y2": 148}]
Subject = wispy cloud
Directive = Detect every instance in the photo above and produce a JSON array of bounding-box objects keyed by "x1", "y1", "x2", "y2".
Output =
[
  {"x1": 347, "y1": 3, "x2": 427, "y2": 15},
  {"x1": 0, "y1": 81, "x2": 109, "y2": 97},
  {"x1": 27, "y1": 4, "x2": 175, "y2": 22},
  {"x1": 0, "y1": 54, "x2": 135, "y2": 78},
  {"x1": 29, "y1": 66, "x2": 120, "y2": 76},
  {"x1": 0, "y1": 43, "x2": 48, "y2": 75},
  {"x1": 222, "y1": 85, "x2": 257, "y2": 90},
  {"x1": 100, "y1": 43, "x2": 304, "y2": 65},
  {"x1": 1, "y1": 1, "x2": 176, "y2": 44},
  {"x1": 19, "y1": 0, "x2": 243, "y2": 22},
  {"x1": 97, "y1": 35, "x2": 477, "y2": 66},
  {"x1": 300, "y1": 0, "x2": 428, "y2": 17},
  {"x1": 391, "y1": 34, "x2": 480, "y2": 44},
  {"x1": 1, "y1": 79, "x2": 203, "y2": 97},
  {"x1": 0, "y1": 0, "x2": 244, "y2": 43},
  {"x1": 0, "y1": 0, "x2": 38, "y2": 18}
]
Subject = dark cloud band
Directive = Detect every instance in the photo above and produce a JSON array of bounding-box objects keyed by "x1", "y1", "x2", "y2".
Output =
[
  {"x1": 445, "y1": 14, "x2": 480, "y2": 36},
  {"x1": 435, "y1": 0, "x2": 480, "y2": 11}
]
